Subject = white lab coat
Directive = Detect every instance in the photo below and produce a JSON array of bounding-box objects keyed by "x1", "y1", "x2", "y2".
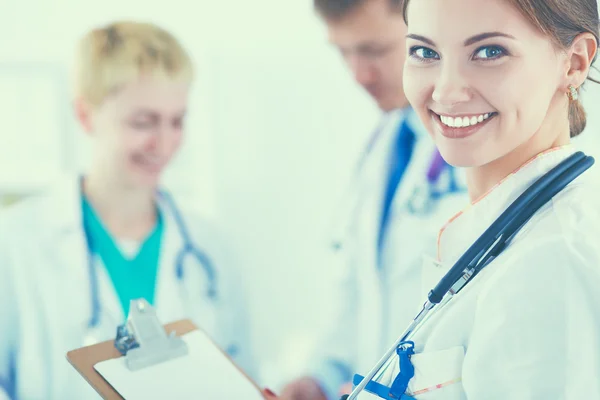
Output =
[
  {"x1": 310, "y1": 108, "x2": 469, "y2": 399},
  {"x1": 373, "y1": 145, "x2": 600, "y2": 399},
  {"x1": 0, "y1": 176, "x2": 255, "y2": 400}
]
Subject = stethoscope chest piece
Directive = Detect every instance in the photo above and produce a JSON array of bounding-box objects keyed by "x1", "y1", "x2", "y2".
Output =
[{"x1": 407, "y1": 184, "x2": 433, "y2": 215}]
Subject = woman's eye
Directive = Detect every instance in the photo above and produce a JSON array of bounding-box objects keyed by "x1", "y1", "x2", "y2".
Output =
[
  {"x1": 412, "y1": 46, "x2": 439, "y2": 60},
  {"x1": 473, "y1": 46, "x2": 506, "y2": 60},
  {"x1": 129, "y1": 120, "x2": 154, "y2": 130}
]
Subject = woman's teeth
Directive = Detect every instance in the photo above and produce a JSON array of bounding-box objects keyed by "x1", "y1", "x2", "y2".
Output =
[{"x1": 440, "y1": 113, "x2": 493, "y2": 128}]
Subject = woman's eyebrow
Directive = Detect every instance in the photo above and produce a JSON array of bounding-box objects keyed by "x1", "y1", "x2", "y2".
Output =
[
  {"x1": 464, "y1": 31, "x2": 516, "y2": 46},
  {"x1": 406, "y1": 34, "x2": 435, "y2": 46},
  {"x1": 406, "y1": 31, "x2": 516, "y2": 47}
]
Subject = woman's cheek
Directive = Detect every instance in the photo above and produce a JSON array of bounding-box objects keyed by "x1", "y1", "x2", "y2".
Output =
[
  {"x1": 404, "y1": 66, "x2": 433, "y2": 107},
  {"x1": 403, "y1": 67, "x2": 419, "y2": 105}
]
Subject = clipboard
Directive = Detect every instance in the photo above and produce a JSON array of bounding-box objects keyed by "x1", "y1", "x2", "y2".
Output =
[{"x1": 66, "y1": 299, "x2": 266, "y2": 399}]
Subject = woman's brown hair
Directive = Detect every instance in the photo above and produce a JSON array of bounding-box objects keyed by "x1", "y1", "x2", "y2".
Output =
[{"x1": 400, "y1": 0, "x2": 599, "y2": 137}]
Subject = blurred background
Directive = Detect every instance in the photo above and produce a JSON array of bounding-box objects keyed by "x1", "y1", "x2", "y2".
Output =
[{"x1": 1, "y1": 0, "x2": 599, "y2": 390}]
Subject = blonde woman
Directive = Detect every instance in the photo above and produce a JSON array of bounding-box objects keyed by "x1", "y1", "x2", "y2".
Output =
[{"x1": 0, "y1": 21, "x2": 254, "y2": 399}]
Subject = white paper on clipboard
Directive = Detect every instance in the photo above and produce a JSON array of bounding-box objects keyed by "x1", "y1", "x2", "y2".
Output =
[{"x1": 94, "y1": 330, "x2": 263, "y2": 399}]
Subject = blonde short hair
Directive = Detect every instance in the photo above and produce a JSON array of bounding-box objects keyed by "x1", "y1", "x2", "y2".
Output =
[{"x1": 73, "y1": 21, "x2": 194, "y2": 106}]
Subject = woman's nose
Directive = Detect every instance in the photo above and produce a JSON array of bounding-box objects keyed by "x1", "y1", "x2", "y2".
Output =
[{"x1": 431, "y1": 64, "x2": 472, "y2": 106}]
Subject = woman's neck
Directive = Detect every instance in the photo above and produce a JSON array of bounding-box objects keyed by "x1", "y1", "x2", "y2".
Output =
[
  {"x1": 466, "y1": 107, "x2": 570, "y2": 201},
  {"x1": 82, "y1": 173, "x2": 157, "y2": 241}
]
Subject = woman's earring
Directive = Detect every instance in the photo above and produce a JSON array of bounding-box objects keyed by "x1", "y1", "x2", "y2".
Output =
[{"x1": 567, "y1": 85, "x2": 579, "y2": 101}]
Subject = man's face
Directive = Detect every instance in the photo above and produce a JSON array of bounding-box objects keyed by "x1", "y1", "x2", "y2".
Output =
[{"x1": 325, "y1": 0, "x2": 409, "y2": 111}]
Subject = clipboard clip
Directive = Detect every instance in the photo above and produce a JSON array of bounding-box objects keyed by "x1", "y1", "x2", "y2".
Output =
[{"x1": 114, "y1": 298, "x2": 189, "y2": 371}]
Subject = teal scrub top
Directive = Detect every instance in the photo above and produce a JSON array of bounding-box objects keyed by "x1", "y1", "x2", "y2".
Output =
[{"x1": 82, "y1": 196, "x2": 164, "y2": 317}]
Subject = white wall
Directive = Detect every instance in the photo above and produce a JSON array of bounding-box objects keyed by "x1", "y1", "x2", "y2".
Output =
[{"x1": 574, "y1": 82, "x2": 600, "y2": 160}]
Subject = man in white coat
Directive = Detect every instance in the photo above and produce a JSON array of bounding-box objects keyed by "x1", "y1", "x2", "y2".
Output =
[{"x1": 279, "y1": 0, "x2": 468, "y2": 399}]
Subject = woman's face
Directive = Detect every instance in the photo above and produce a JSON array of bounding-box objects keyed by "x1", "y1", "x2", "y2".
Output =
[
  {"x1": 403, "y1": 0, "x2": 568, "y2": 167},
  {"x1": 86, "y1": 77, "x2": 189, "y2": 189}
]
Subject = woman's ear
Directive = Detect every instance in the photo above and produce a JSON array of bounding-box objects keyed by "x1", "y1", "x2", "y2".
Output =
[
  {"x1": 73, "y1": 97, "x2": 95, "y2": 134},
  {"x1": 565, "y1": 32, "x2": 598, "y2": 88}
]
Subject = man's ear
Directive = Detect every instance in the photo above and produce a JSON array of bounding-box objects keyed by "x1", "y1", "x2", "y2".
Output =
[{"x1": 564, "y1": 32, "x2": 597, "y2": 88}]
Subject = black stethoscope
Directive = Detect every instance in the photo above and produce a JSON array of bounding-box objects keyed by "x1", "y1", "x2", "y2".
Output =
[
  {"x1": 85, "y1": 190, "x2": 217, "y2": 329},
  {"x1": 345, "y1": 150, "x2": 595, "y2": 400}
]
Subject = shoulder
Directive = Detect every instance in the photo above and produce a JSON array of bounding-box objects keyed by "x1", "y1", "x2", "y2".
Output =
[
  {"x1": 535, "y1": 178, "x2": 600, "y2": 254},
  {"x1": 157, "y1": 191, "x2": 231, "y2": 254},
  {"x1": 0, "y1": 193, "x2": 55, "y2": 285},
  {"x1": 0, "y1": 175, "x2": 81, "y2": 234},
  {"x1": 0, "y1": 192, "x2": 53, "y2": 236},
  {"x1": 157, "y1": 192, "x2": 246, "y2": 295},
  {"x1": 550, "y1": 177, "x2": 600, "y2": 220},
  {"x1": 478, "y1": 181, "x2": 600, "y2": 302}
]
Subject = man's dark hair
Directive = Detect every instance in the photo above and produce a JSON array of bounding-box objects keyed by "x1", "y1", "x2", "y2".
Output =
[{"x1": 314, "y1": 0, "x2": 402, "y2": 20}]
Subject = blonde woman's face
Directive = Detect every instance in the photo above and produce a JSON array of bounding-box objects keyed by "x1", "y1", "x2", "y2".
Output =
[
  {"x1": 402, "y1": 0, "x2": 568, "y2": 168},
  {"x1": 90, "y1": 77, "x2": 189, "y2": 188}
]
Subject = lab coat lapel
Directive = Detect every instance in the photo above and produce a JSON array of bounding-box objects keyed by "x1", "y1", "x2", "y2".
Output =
[
  {"x1": 40, "y1": 177, "x2": 92, "y2": 330},
  {"x1": 41, "y1": 176, "x2": 122, "y2": 342},
  {"x1": 153, "y1": 196, "x2": 187, "y2": 324},
  {"x1": 359, "y1": 111, "x2": 405, "y2": 268},
  {"x1": 392, "y1": 137, "x2": 435, "y2": 212},
  {"x1": 153, "y1": 196, "x2": 219, "y2": 331},
  {"x1": 354, "y1": 110, "x2": 404, "y2": 366},
  {"x1": 33, "y1": 176, "x2": 107, "y2": 400}
]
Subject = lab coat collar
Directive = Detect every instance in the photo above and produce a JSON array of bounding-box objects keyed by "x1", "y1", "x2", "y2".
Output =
[
  {"x1": 43, "y1": 175, "x2": 174, "y2": 234},
  {"x1": 41, "y1": 175, "x2": 86, "y2": 242},
  {"x1": 436, "y1": 145, "x2": 578, "y2": 264},
  {"x1": 41, "y1": 175, "x2": 176, "y2": 263},
  {"x1": 152, "y1": 192, "x2": 189, "y2": 323}
]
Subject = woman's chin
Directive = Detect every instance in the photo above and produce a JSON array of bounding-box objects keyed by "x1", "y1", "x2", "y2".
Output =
[
  {"x1": 436, "y1": 146, "x2": 482, "y2": 168},
  {"x1": 123, "y1": 173, "x2": 162, "y2": 190}
]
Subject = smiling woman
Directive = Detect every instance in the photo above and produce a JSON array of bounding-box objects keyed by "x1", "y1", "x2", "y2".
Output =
[
  {"x1": 339, "y1": 0, "x2": 600, "y2": 398},
  {"x1": 402, "y1": 0, "x2": 599, "y2": 195}
]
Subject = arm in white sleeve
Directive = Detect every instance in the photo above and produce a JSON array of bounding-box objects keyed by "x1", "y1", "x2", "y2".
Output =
[
  {"x1": 308, "y1": 245, "x2": 359, "y2": 400},
  {"x1": 0, "y1": 222, "x2": 18, "y2": 400},
  {"x1": 220, "y1": 254, "x2": 257, "y2": 381},
  {"x1": 173, "y1": 199, "x2": 259, "y2": 380},
  {"x1": 463, "y1": 237, "x2": 600, "y2": 399},
  {"x1": 204, "y1": 222, "x2": 258, "y2": 381}
]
